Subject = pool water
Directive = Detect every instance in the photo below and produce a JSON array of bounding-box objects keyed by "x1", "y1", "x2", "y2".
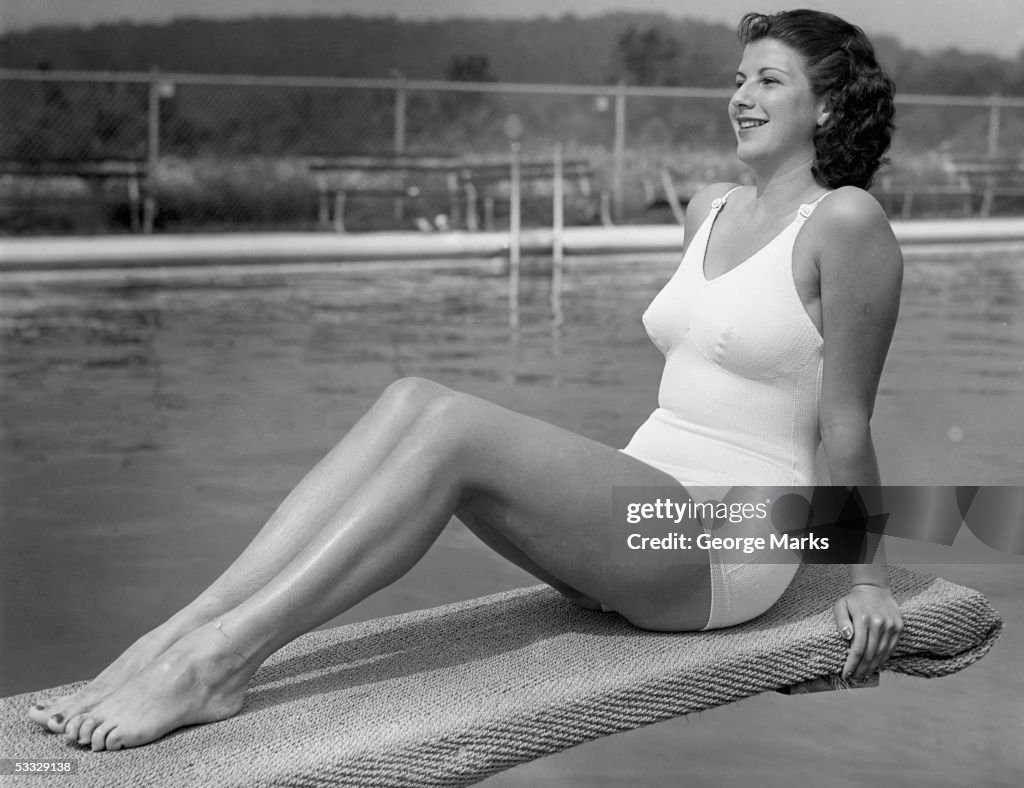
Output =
[{"x1": 1, "y1": 252, "x2": 1022, "y2": 785}]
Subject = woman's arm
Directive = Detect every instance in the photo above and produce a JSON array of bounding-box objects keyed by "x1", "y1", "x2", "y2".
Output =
[{"x1": 814, "y1": 187, "x2": 904, "y2": 681}]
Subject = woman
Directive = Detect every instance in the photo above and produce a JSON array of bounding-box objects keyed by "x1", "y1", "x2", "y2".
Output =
[{"x1": 30, "y1": 9, "x2": 904, "y2": 751}]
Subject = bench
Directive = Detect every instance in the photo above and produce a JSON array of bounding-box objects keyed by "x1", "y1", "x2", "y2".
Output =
[
  {"x1": 0, "y1": 159, "x2": 155, "y2": 232},
  {"x1": 306, "y1": 155, "x2": 466, "y2": 232},
  {"x1": 951, "y1": 153, "x2": 1024, "y2": 216},
  {"x1": 308, "y1": 154, "x2": 611, "y2": 232},
  {"x1": 456, "y1": 157, "x2": 612, "y2": 231},
  {"x1": 873, "y1": 166, "x2": 973, "y2": 219},
  {"x1": 875, "y1": 154, "x2": 1024, "y2": 218}
]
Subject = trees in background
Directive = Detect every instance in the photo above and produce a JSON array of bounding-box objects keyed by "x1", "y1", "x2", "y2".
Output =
[
  {"x1": 613, "y1": 26, "x2": 682, "y2": 87},
  {"x1": 1, "y1": 15, "x2": 1021, "y2": 161}
]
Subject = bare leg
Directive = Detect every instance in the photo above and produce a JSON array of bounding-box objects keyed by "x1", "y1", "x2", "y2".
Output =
[
  {"x1": 61, "y1": 384, "x2": 711, "y2": 750},
  {"x1": 29, "y1": 378, "x2": 455, "y2": 728}
]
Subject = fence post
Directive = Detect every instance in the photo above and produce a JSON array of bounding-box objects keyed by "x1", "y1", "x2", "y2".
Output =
[
  {"x1": 552, "y1": 144, "x2": 564, "y2": 265},
  {"x1": 393, "y1": 71, "x2": 407, "y2": 154},
  {"x1": 987, "y1": 93, "x2": 1002, "y2": 156},
  {"x1": 508, "y1": 141, "x2": 521, "y2": 329},
  {"x1": 551, "y1": 144, "x2": 565, "y2": 327},
  {"x1": 613, "y1": 80, "x2": 627, "y2": 221},
  {"x1": 148, "y1": 67, "x2": 161, "y2": 170},
  {"x1": 146, "y1": 67, "x2": 161, "y2": 233},
  {"x1": 393, "y1": 70, "x2": 407, "y2": 224}
]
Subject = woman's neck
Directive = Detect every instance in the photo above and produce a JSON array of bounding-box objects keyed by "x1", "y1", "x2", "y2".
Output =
[{"x1": 749, "y1": 157, "x2": 825, "y2": 216}]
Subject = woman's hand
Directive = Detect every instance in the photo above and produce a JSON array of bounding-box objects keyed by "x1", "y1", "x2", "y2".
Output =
[{"x1": 832, "y1": 584, "x2": 903, "y2": 682}]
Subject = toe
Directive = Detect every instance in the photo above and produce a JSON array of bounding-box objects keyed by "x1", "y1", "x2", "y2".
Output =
[
  {"x1": 63, "y1": 714, "x2": 85, "y2": 742},
  {"x1": 92, "y1": 720, "x2": 117, "y2": 752},
  {"x1": 78, "y1": 718, "x2": 99, "y2": 746},
  {"x1": 98, "y1": 723, "x2": 121, "y2": 752},
  {"x1": 29, "y1": 694, "x2": 75, "y2": 727},
  {"x1": 46, "y1": 712, "x2": 68, "y2": 734},
  {"x1": 28, "y1": 702, "x2": 53, "y2": 725}
]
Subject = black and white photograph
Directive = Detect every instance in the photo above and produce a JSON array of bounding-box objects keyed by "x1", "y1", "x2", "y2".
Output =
[{"x1": 1, "y1": 1, "x2": 1021, "y2": 786}]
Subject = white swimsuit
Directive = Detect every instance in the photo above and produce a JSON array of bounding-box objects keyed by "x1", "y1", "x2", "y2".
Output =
[{"x1": 621, "y1": 186, "x2": 830, "y2": 628}]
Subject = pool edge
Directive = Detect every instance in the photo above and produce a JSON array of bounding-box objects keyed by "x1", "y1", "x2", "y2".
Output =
[{"x1": 2, "y1": 219, "x2": 1024, "y2": 271}]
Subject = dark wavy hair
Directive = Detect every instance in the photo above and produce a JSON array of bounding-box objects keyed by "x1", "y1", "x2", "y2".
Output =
[{"x1": 737, "y1": 10, "x2": 895, "y2": 189}]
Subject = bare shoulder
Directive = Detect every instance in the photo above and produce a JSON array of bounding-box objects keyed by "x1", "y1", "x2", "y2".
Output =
[
  {"x1": 688, "y1": 182, "x2": 742, "y2": 217},
  {"x1": 812, "y1": 186, "x2": 902, "y2": 271},
  {"x1": 683, "y1": 182, "x2": 741, "y2": 242},
  {"x1": 814, "y1": 187, "x2": 896, "y2": 241}
]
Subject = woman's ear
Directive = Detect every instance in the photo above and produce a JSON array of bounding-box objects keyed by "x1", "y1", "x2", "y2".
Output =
[{"x1": 815, "y1": 95, "x2": 831, "y2": 127}]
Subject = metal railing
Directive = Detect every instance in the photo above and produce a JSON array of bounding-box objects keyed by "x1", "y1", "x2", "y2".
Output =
[{"x1": 2, "y1": 68, "x2": 1023, "y2": 234}]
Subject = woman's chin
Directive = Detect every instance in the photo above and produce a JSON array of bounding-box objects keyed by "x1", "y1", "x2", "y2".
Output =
[{"x1": 734, "y1": 144, "x2": 763, "y2": 167}]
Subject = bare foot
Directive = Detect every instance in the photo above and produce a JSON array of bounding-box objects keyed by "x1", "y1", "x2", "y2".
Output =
[
  {"x1": 28, "y1": 616, "x2": 208, "y2": 732},
  {"x1": 59, "y1": 623, "x2": 256, "y2": 751}
]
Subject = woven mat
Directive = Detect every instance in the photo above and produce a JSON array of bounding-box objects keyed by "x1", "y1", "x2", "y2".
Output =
[{"x1": 1, "y1": 565, "x2": 1002, "y2": 787}]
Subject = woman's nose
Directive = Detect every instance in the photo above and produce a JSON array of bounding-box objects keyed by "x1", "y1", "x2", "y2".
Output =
[{"x1": 731, "y1": 85, "x2": 753, "y2": 110}]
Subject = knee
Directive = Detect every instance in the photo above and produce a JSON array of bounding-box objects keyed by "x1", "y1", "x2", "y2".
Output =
[
  {"x1": 398, "y1": 387, "x2": 480, "y2": 458},
  {"x1": 412, "y1": 387, "x2": 473, "y2": 436},
  {"x1": 379, "y1": 376, "x2": 451, "y2": 415}
]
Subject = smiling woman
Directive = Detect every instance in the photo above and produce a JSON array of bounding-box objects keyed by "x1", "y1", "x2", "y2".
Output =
[
  {"x1": 734, "y1": 11, "x2": 896, "y2": 190},
  {"x1": 623, "y1": 8, "x2": 904, "y2": 640},
  {"x1": 732, "y1": 40, "x2": 828, "y2": 177},
  {"x1": 26, "y1": 9, "x2": 906, "y2": 754}
]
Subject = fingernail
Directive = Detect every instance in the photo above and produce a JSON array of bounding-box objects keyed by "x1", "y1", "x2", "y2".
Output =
[{"x1": 841, "y1": 626, "x2": 853, "y2": 640}]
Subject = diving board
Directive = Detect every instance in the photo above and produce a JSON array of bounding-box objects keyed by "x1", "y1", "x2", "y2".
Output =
[{"x1": 0, "y1": 565, "x2": 1001, "y2": 787}]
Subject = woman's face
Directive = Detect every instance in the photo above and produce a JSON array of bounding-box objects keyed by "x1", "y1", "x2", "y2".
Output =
[{"x1": 730, "y1": 38, "x2": 826, "y2": 172}]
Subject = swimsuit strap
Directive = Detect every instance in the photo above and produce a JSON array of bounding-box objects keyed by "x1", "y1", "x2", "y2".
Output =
[
  {"x1": 708, "y1": 186, "x2": 833, "y2": 224},
  {"x1": 709, "y1": 185, "x2": 744, "y2": 214},
  {"x1": 796, "y1": 190, "x2": 834, "y2": 221}
]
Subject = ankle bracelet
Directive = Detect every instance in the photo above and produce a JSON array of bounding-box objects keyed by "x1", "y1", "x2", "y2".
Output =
[{"x1": 212, "y1": 620, "x2": 257, "y2": 668}]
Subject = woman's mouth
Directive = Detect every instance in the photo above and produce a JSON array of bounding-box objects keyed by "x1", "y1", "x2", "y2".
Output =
[{"x1": 738, "y1": 118, "x2": 768, "y2": 130}]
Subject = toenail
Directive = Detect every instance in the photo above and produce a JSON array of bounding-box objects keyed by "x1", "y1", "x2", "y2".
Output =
[
  {"x1": 34, "y1": 704, "x2": 45, "y2": 710},
  {"x1": 51, "y1": 713, "x2": 64, "y2": 723}
]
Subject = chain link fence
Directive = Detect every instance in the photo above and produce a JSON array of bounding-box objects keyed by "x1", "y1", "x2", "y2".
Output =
[{"x1": 2, "y1": 69, "x2": 1023, "y2": 235}]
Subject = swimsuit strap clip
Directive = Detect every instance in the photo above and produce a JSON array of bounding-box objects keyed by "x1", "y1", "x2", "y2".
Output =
[
  {"x1": 797, "y1": 190, "x2": 834, "y2": 220},
  {"x1": 709, "y1": 185, "x2": 744, "y2": 213}
]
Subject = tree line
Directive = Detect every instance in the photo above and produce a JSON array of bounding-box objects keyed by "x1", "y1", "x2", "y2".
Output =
[
  {"x1": 2, "y1": 13, "x2": 1022, "y2": 96},
  {"x1": 1, "y1": 13, "x2": 1020, "y2": 166}
]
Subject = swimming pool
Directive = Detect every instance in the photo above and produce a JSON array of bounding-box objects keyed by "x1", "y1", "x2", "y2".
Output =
[{"x1": 1, "y1": 250, "x2": 1022, "y2": 784}]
